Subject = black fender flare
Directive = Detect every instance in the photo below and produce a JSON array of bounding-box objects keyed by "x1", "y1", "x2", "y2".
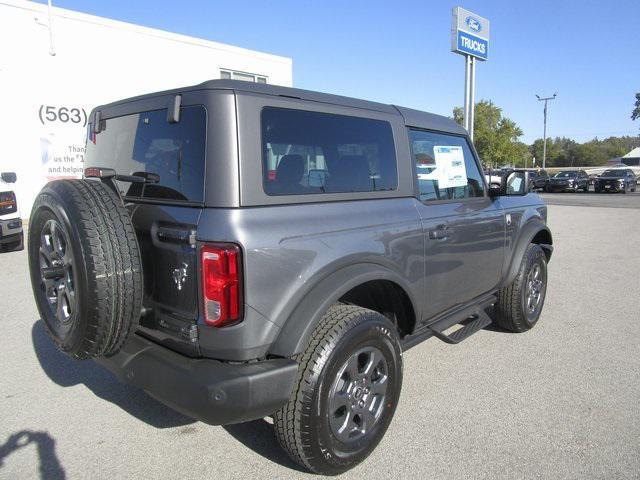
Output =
[
  {"x1": 268, "y1": 263, "x2": 419, "y2": 358},
  {"x1": 501, "y1": 220, "x2": 553, "y2": 289}
]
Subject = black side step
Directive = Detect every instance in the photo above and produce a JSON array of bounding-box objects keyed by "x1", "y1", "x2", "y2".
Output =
[
  {"x1": 401, "y1": 294, "x2": 496, "y2": 350},
  {"x1": 427, "y1": 310, "x2": 492, "y2": 344}
]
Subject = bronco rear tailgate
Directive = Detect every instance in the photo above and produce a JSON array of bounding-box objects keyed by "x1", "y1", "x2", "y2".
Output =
[{"x1": 85, "y1": 104, "x2": 207, "y2": 356}]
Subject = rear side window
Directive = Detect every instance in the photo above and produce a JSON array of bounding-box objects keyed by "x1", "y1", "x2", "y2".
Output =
[
  {"x1": 85, "y1": 106, "x2": 206, "y2": 202},
  {"x1": 261, "y1": 107, "x2": 397, "y2": 195},
  {"x1": 409, "y1": 129, "x2": 485, "y2": 202}
]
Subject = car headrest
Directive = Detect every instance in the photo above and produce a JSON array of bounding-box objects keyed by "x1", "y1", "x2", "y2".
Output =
[
  {"x1": 328, "y1": 155, "x2": 371, "y2": 192},
  {"x1": 275, "y1": 154, "x2": 304, "y2": 184}
]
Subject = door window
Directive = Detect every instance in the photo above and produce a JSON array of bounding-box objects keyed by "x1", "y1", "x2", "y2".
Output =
[{"x1": 409, "y1": 129, "x2": 485, "y2": 201}]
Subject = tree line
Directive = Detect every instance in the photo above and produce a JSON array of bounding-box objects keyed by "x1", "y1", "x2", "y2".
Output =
[{"x1": 454, "y1": 97, "x2": 640, "y2": 169}]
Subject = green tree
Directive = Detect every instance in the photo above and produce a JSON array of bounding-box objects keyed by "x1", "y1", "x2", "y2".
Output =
[
  {"x1": 632, "y1": 92, "x2": 640, "y2": 127},
  {"x1": 529, "y1": 135, "x2": 640, "y2": 167},
  {"x1": 529, "y1": 137, "x2": 577, "y2": 167},
  {"x1": 453, "y1": 100, "x2": 525, "y2": 168},
  {"x1": 571, "y1": 142, "x2": 602, "y2": 166}
]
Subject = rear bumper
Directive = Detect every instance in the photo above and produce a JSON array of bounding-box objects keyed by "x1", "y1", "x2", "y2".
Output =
[
  {"x1": 594, "y1": 184, "x2": 623, "y2": 192},
  {"x1": 546, "y1": 185, "x2": 571, "y2": 192},
  {"x1": 0, "y1": 218, "x2": 23, "y2": 250},
  {"x1": 0, "y1": 217, "x2": 22, "y2": 237},
  {"x1": 96, "y1": 334, "x2": 298, "y2": 425}
]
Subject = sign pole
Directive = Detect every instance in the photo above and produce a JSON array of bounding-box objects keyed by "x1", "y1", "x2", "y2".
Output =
[
  {"x1": 464, "y1": 55, "x2": 472, "y2": 132},
  {"x1": 469, "y1": 56, "x2": 476, "y2": 141}
]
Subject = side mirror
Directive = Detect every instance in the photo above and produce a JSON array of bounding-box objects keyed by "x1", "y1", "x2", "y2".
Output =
[
  {"x1": 504, "y1": 171, "x2": 530, "y2": 196},
  {"x1": 488, "y1": 184, "x2": 502, "y2": 198},
  {"x1": 1, "y1": 172, "x2": 17, "y2": 183},
  {"x1": 308, "y1": 169, "x2": 327, "y2": 188},
  {"x1": 489, "y1": 170, "x2": 530, "y2": 197}
]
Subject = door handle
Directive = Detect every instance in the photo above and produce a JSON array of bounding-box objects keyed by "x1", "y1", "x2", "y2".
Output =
[
  {"x1": 156, "y1": 226, "x2": 195, "y2": 245},
  {"x1": 429, "y1": 225, "x2": 450, "y2": 240}
]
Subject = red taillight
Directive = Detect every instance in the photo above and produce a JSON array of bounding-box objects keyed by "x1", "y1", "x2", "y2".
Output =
[
  {"x1": 201, "y1": 243, "x2": 242, "y2": 327},
  {"x1": 0, "y1": 192, "x2": 16, "y2": 214}
]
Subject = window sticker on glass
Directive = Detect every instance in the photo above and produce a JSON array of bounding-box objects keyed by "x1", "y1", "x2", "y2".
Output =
[
  {"x1": 433, "y1": 146, "x2": 467, "y2": 189},
  {"x1": 508, "y1": 176, "x2": 523, "y2": 193}
]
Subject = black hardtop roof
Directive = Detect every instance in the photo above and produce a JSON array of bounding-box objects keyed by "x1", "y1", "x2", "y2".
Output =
[{"x1": 93, "y1": 79, "x2": 466, "y2": 135}]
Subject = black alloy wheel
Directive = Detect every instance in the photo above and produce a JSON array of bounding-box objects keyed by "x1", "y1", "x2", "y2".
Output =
[
  {"x1": 328, "y1": 346, "x2": 389, "y2": 443},
  {"x1": 524, "y1": 260, "x2": 545, "y2": 322},
  {"x1": 38, "y1": 219, "x2": 77, "y2": 328}
]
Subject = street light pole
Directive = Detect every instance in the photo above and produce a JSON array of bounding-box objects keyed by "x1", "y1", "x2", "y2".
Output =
[{"x1": 536, "y1": 93, "x2": 557, "y2": 169}]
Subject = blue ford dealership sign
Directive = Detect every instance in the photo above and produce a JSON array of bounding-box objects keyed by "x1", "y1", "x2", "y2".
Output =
[
  {"x1": 451, "y1": 7, "x2": 490, "y2": 61},
  {"x1": 457, "y1": 31, "x2": 488, "y2": 60}
]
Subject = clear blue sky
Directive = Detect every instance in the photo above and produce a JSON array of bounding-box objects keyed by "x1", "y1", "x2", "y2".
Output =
[{"x1": 38, "y1": 0, "x2": 639, "y2": 144}]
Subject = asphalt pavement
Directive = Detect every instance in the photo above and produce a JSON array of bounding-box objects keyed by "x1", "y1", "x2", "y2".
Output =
[
  {"x1": 540, "y1": 189, "x2": 640, "y2": 209},
  {"x1": 1, "y1": 198, "x2": 639, "y2": 479}
]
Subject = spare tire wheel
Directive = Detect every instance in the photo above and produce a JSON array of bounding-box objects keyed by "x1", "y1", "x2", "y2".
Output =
[{"x1": 28, "y1": 179, "x2": 143, "y2": 359}]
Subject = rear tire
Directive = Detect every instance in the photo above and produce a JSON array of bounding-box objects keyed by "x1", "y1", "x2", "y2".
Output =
[
  {"x1": 28, "y1": 179, "x2": 143, "y2": 359},
  {"x1": 274, "y1": 304, "x2": 402, "y2": 475},
  {"x1": 495, "y1": 244, "x2": 547, "y2": 332}
]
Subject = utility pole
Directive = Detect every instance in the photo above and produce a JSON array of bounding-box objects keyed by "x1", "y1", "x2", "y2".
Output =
[{"x1": 536, "y1": 93, "x2": 557, "y2": 169}]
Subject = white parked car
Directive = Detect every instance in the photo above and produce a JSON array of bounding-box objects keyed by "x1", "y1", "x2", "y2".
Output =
[
  {"x1": 0, "y1": 172, "x2": 23, "y2": 253},
  {"x1": 485, "y1": 168, "x2": 508, "y2": 187}
]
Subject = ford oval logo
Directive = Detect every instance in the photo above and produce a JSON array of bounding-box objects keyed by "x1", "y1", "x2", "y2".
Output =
[{"x1": 465, "y1": 16, "x2": 482, "y2": 33}]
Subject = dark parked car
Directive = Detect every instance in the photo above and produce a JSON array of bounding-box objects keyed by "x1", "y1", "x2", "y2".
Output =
[
  {"x1": 593, "y1": 169, "x2": 637, "y2": 194},
  {"x1": 27, "y1": 80, "x2": 553, "y2": 475},
  {"x1": 530, "y1": 169, "x2": 550, "y2": 191},
  {"x1": 546, "y1": 170, "x2": 589, "y2": 192}
]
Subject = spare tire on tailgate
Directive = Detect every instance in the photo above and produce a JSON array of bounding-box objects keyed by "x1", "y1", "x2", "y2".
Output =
[{"x1": 28, "y1": 179, "x2": 143, "y2": 359}]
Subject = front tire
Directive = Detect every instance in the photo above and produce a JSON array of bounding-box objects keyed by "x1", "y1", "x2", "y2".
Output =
[
  {"x1": 274, "y1": 304, "x2": 403, "y2": 475},
  {"x1": 495, "y1": 244, "x2": 548, "y2": 332}
]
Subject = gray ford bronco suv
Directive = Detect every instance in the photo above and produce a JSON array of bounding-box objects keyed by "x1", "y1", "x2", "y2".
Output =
[{"x1": 28, "y1": 80, "x2": 552, "y2": 475}]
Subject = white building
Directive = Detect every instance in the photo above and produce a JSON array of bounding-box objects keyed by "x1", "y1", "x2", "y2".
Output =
[
  {"x1": 621, "y1": 147, "x2": 640, "y2": 166},
  {"x1": 0, "y1": 0, "x2": 293, "y2": 215}
]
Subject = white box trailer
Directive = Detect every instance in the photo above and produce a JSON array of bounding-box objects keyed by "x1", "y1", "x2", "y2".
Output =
[{"x1": 0, "y1": 0, "x2": 292, "y2": 215}]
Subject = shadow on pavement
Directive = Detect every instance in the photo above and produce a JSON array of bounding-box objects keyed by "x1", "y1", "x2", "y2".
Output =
[
  {"x1": 223, "y1": 419, "x2": 307, "y2": 473},
  {"x1": 33, "y1": 320, "x2": 305, "y2": 471},
  {"x1": 31, "y1": 320, "x2": 194, "y2": 429},
  {"x1": 481, "y1": 305, "x2": 515, "y2": 334},
  {"x1": 0, "y1": 430, "x2": 65, "y2": 479}
]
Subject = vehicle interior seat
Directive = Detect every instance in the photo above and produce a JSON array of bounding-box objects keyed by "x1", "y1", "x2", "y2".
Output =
[
  {"x1": 327, "y1": 155, "x2": 372, "y2": 192},
  {"x1": 273, "y1": 154, "x2": 305, "y2": 193}
]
